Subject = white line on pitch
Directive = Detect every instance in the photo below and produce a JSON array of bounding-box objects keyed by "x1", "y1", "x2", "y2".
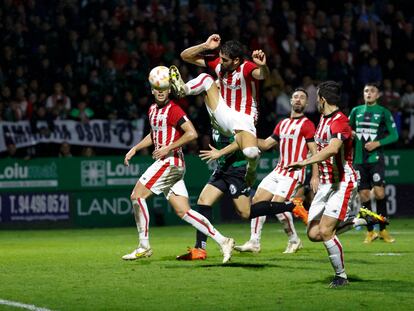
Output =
[{"x1": 0, "y1": 299, "x2": 54, "y2": 311}]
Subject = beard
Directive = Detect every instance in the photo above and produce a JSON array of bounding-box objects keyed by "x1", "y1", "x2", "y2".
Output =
[
  {"x1": 317, "y1": 101, "x2": 324, "y2": 113},
  {"x1": 293, "y1": 104, "x2": 305, "y2": 113}
]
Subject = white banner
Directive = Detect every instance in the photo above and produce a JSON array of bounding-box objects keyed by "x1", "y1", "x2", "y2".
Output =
[{"x1": 0, "y1": 119, "x2": 144, "y2": 152}]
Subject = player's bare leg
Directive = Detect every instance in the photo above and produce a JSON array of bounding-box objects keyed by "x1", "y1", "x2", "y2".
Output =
[{"x1": 235, "y1": 131, "x2": 260, "y2": 186}]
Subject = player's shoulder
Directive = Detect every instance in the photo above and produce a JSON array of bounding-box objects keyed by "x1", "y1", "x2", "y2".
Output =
[
  {"x1": 302, "y1": 116, "x2": 316, "y2": 128},
  {"x1": 350, "y1": 104, "x2": 364, "y2": 113},
  {"x1": 331, "y1": 111, "x2": 350, "y2": 125}
]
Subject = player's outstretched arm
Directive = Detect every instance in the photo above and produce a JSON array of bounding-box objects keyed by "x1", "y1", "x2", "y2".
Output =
[
  {"x1": 288, "y1": 139, "x2": 343, "y2": 170},
  {"x1": 124, "y1": 133, "x2": 153, "y2": 166},
  {"x1": 258, "y1": 136, "x2": 277, "y2": 151},
  {"x1": 199, "y1": 141, "x2": 239, "y2": 163},
  {"x1": 251, "y1": 50, "x2": 269, "y2": 80},
  {"x1": 307, "y1": 141, "x2": 320, "y2": 193},
  {"x1": 180, "y1": 34, "x2": 221, "y2": 67},
  {"x1": 152, "y1": 121, "x2": 198, "y2": 160}
]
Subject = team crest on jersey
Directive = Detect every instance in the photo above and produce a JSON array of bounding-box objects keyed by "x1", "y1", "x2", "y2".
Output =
[
  {"x1": 229, "y1": 184, "x2": 237, "y2": 195},
  {"x1": 374, "y1": 114, "x2": 381, "y2": 120}
]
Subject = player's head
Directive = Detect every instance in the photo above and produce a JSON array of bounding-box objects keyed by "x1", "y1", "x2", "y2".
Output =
[
  {"x1": 290, "y1": 87, "x2": 308, "y2": 113},
  {"x1": 317, "y1": 81, "x2": 341, "y2": 113},
  {"x1": 151, "y1": 87, "x2": 170, "y2": 105},
  {"x1": 219, "y1": 40, "x2": 244, "y2": 72},
  {"x1": 363, "y1": 82, "x2": 380, "y2": 104},
  {"x1": 148, "y1": 66, "x2": 171, "y2": 105}
]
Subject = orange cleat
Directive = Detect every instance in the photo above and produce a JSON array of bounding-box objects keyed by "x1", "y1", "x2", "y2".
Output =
[
  {"x1": 176, "y1": 247, "x2": 207, "y2": 260},
  {"x1": 291, "y1": 197, "x2": 308, "y2": 225}
]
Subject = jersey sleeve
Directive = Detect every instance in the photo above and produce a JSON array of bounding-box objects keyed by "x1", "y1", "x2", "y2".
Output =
[
  {"x1": 301, "y1": 120, "x2": 316, "y2": 142},
  {"x1": 379, "y1": 108, "x2": 399, "y2": 146},
  {"x1": 331, "y1": 118, "x2": 352, "y2": 141},
  {"x1": 242, "y1": 60, "x2": 258, "y2": 79},
  {"x1": 270, "y1": 122, "x2": 281, "y2": 141},
  {"x1": 205, "y1": 55, "x2": 220, "y2": 71},
  {"x1": 348, "y1": 107, "x2": 356, "y2": 130},
  {"x1": 168, "y1": 104, "x2": 189, "y2": 127}
]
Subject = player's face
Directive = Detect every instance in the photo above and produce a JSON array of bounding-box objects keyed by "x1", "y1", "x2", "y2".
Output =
[
  {"x1": 316, "y1": 91, "x2": 326, "y2": 114},
  {"x1": 152, "y1": 87, "x2": 170, "y2": 105},
  {"x1": 219, "y1": 52, "x2": 239, "y2": 72},
  {"x1": 290, "y1": 91, "x2": 307, "y2": 113},
  {"x1": 363, "y1": 86, "x2": 380, "y2": 104}
]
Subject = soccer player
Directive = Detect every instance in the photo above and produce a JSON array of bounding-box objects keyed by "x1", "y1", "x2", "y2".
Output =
[
  {"x1": 288, "y1": 81, "x2": 360, "y2": 288},
  {"x1": 235, "y1": 88, "x2": 319, "y2": 254},
  {"x1": 349, "y1": 82, "x2": 399, "y2": 243},
  {"x1": 175, "y1": 34, "x2": 270, "y2": 186},
  {"x1": 122, "y1": 66, "x2": 234, "y2": 263}
]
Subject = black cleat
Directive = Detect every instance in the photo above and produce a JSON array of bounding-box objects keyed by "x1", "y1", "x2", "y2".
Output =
[{"x1": 329, "y1": 276, "x2": 349, "y2": 288}]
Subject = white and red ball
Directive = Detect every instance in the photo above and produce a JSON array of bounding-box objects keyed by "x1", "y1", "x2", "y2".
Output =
[{"x1": 148, "y1": 66, "x2": 170, "y2": 90}]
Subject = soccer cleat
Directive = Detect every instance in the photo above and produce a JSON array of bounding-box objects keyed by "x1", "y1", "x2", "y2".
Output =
[
  {"x1": 358, "y1": 207, "x2": 389, "y2": 225},
  {"x1": 291, "y1": 197, "x2": 308, "y2": 225},
  {"x1": 122, "y1": 247, "x2": 153, "y2": 260},
  {"x1": 379, "y1": 229, "x2": 395, "y2": 243},
  {"x1": 220, "y1": 238, "x2": 235, "y2": 264},
  {"x1": 234, "y1": 240, "x2": 261, "y2": 253},
  {"x1": 363, "y1": 231, "x2": 379, "y2": 244},
  {"x1": 176, "y1": 248, "x2": 207, "y2": 260},
  {"x1": 329, "y1": 276, "x2": 349, "y2": 288},
  {"x1": 169, "y1": 65, "x2": 187, "y2": 98},
  {"x1": 283, "y1": 239, "x2": 303, "y2": 254}
]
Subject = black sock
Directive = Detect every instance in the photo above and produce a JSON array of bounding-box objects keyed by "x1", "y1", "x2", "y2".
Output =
[
  {"x1": 362, "y1": 200, "x2": 374, "y2": 231},
  {"x1": 249, "y1": 201, "x2": 293, "y2": 219},
  {"x1": 376, "y1": 198, "x2": 388, "y2": 231},
  {"x1": 195, "y1": 205, "x2": 212, "y2": 249}
]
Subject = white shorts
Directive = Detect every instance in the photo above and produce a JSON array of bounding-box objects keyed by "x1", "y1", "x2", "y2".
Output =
[
  {"x1": 308, "y1": 182, "x2": 358, "y2": 223},
  {"x1": 139, "y1": 160, "x2": 188, "y2": 199},
  {"x1": 258, "y1": 171, "x2": 300, "y2": 199},
  {"x1": 206, "y1": 97, "x2": 256, "y2": 137}
]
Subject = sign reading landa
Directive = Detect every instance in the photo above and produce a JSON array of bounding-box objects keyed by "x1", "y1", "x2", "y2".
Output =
[
  {"x1": 80, "y1": 160, "x2": 151, "y2": 187},
  {"x1": 0, "y1": 162, "x2": 58, "y2": 188}
]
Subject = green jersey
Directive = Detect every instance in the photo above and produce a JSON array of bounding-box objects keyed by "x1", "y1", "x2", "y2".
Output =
[
  {"x1": 349, "y1": 103, "x2": 399, "y2": 165},
  {"x1": 212, "y1": 129, "x2": 246, "y2": 169}
]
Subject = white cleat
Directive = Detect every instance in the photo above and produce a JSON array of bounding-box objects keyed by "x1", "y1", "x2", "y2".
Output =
[
  {"x1": 234, "y1": 240, "x2": 261, "y2": 253},
  {"x1": 122, "y1": 247, "x2": 153, "y2": 260},
  {"x1": 220, "y1": 238, "x2": 235, "y2": 264},
  {"x1": 283, "y1": 239, "x2": 303, "y2": 254}
]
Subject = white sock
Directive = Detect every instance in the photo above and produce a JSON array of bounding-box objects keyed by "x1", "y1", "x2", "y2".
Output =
[
  {"x1": 132, "y1": 199, "x2": 150, "y2": 248},
  {"x1": 277, "y1": 212, "x2": 299, "y2": 242},
  {"x1": 323, "y1": 236, "x2": 347, "y2": 278},
  {"x1": 250, "y1": 216, "x2": 266, "y2": 242},
  {"x1": 182, "y1": 209, "x2": 226, "y2": 245},
  {"x1": 185, "y1": 73, "x2": 214, "y2": 95}
]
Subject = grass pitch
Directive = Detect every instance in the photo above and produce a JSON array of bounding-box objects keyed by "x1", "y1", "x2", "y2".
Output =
[{"x1": 1, "y1": 219, "x2": 414, "y2": 311}]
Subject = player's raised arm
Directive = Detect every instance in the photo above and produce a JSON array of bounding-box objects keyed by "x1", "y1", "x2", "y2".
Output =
[
  {"x1": 124, "y1": 133, "x2": 153, "y2": 166},
  {"x1": 251, "y1": 50, "x2": 269, "y2": 80},
  {"x1": 180, "y1": 34, "x2": 221, "y2": 67}
]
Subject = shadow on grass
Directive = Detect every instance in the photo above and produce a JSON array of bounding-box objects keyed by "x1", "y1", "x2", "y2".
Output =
[{"x1": 161, "y1": 262, "x2": 282, "y2": 269}]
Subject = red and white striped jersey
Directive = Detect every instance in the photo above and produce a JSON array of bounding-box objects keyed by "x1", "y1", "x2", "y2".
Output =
[
  {"x1": 272, "y1": 116, "x2": 316, "y2": 183},
  {"x1": 148, "y1": 100, "x2": 189, "y2": 167},
  {"x1": 206, "y1": 57, "x2": 259, "y2": 119},
  {"x1": 315, "y1": 110, "x2": 357, "y2": 184}
]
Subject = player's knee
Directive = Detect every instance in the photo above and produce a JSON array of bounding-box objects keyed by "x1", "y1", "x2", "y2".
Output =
[
  {"x1": 374, "y1": 188, "x2": 385, "y2": 200},
  {"x1": 319, "y1": 226, "x2": 334, "y2": 240},
  {"x1": 359, "y1": 190, "x2": 371, "y2": 202},
  {"x1": 242, "y1": 147, "x2": 260, "y2": 160}
]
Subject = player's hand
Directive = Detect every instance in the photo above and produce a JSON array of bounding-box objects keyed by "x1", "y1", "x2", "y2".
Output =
[
  {"x1": 199, "y1": 144, "x2": 221, "y2": 163},
  {"x1": 310, "y1": 176, "x2": 319, "y2": 193},
  {"x1": 252, "y1": 50, "x2": 266, "y2": 66},
  {"x1": 205, "y1": 34, "x2": 221, "y2": 50},
  {"x1": 364, "y1": 141, "x2": 380, "y2": 152},
  {"x1": 124, "y1": 148, "x2": 136, "y2": 166},
  {"x1": 287, "y1": 161, "x2": 305, "y2": 171},
  {"x1": 152, "y1": 146, "x2": 170, "y2": 160}
]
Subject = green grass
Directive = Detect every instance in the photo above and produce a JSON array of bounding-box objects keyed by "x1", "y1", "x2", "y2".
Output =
[{"x1": 1, "y1": 219, "x2": 414, "y2": 311}]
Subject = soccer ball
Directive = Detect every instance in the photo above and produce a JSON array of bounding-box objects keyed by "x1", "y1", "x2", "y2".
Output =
[{"x1": 148, "y1": 66, "x2": 170, "y2": 90}]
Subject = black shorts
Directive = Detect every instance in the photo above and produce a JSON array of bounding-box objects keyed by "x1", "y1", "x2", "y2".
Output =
[
  {"x1": 354, "y1": 161, "x2": 385, "y2": 190},
  {"x1": 208, "y1": 166, "x2": 251, "y2": 198}
]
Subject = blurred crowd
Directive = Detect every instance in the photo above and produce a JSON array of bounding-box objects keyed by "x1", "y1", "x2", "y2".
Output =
[{"x1": 0, "y1": 0, "x2": 413, "y2": 158}]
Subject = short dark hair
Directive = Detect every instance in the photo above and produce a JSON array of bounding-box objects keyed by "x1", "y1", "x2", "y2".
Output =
[
  {"x1": 365, "y1": 82, "x2": 381, "y2": 91},
  {"x1": 293, "y1": 87, "x2": 308, "y2": 98},
  {"x1": 317, "y1": 81, "x2": 341, "y2": 105},
  {"x1": 220, "y1": 40, "x2": 244, "y2": 60}
]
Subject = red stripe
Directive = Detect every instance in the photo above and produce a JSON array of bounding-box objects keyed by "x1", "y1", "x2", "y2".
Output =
[
  {"x1": 190, "y1": 74, "x2": 211, "y2": 90},
  {"x1": 137, "y1": 199, "x2": 149, "y2": 237},
  {"x1": 245, "y1": 80, "x2": 252, "y2": 115},
  {"x1": 282, "y1": 212, "x2": 293, "y2": 234},
  {"x1": 235, "y1": 67, "x2": 241, "y2": 112},
  {"x1": 285, "y1": 179, "x2": 298, "y2": 200},
  {"x1": 254, "y1": 217, "x2": 260, "y2": 234},
  {"x1": 339, "y1": 182, "x2": 354, "y2": 220},
  {"x1": 186, "y1": 211, "x2": 215, "y2": 236},
  {"x1": 226, "y1": 73, "x2": 232, "y2": 108},
  {"x1": 145, "y1": 162, "x2": 170, "y2": 189},
  {"x1": 333, "y1": 237, "x2": 344, "y2": 269}
]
